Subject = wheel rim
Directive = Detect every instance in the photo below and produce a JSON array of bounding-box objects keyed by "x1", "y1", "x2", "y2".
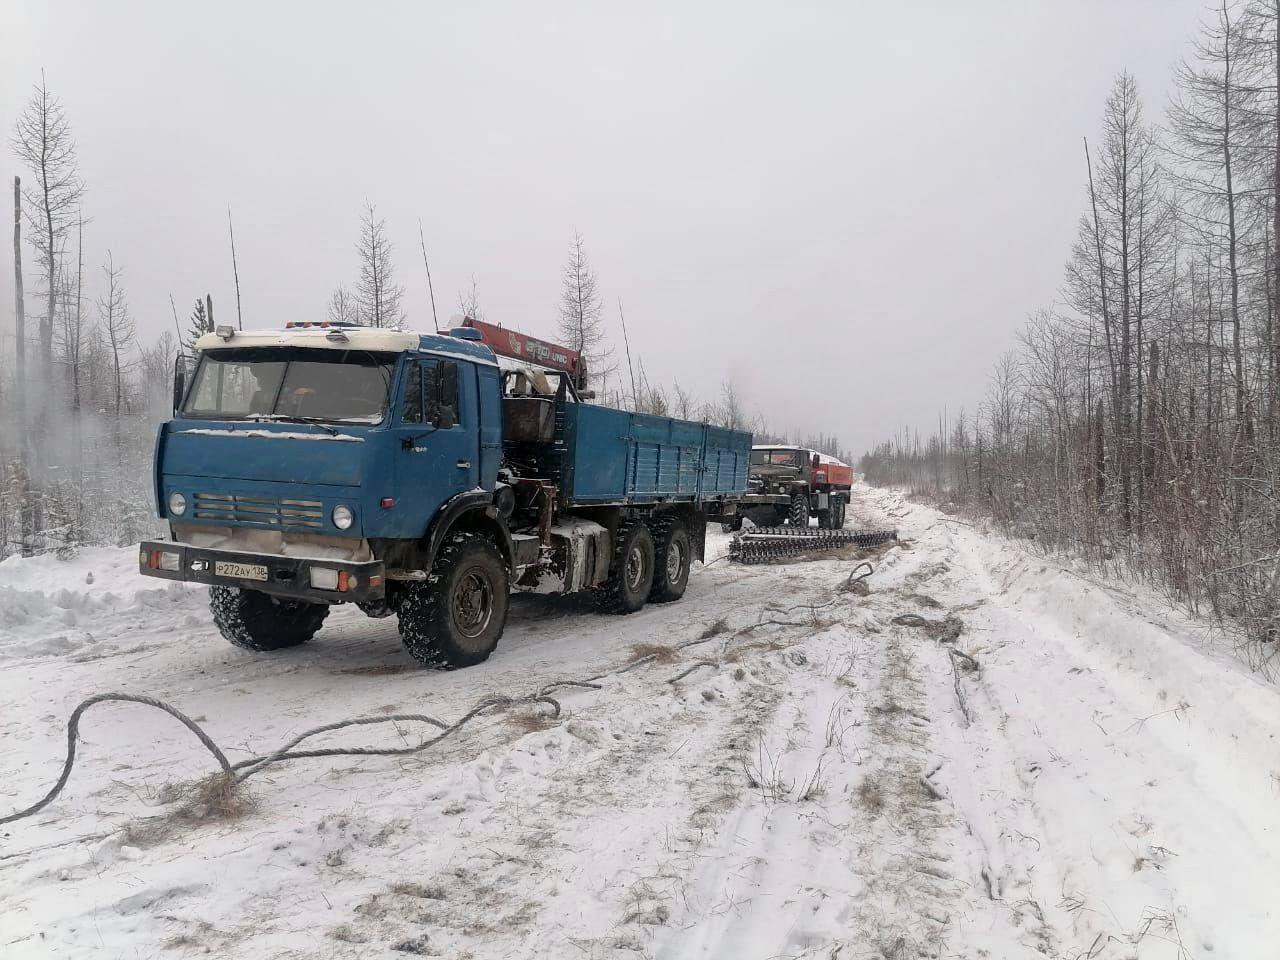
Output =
[
  {"x1": 665, "y1": 539, "x2": 685, "y2": 583},
  {"x1": 626, "y1": 543, "x2": 648, "y2": 591},
  {"x1": 452, "y1": 568, "x2": 494, "y2": 640}
]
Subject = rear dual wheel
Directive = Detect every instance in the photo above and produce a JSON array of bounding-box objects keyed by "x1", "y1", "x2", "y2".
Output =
[
  {"x1": 650, "y1": 523, "x2": 691, "y2": 603},
  {"x1": 817, "y1": 496, "x2": 847, "y2": 529},
  {"x1": 596, "y1": 521, "x2": 654, "y2": 613},
  {"x1": 598, "y1": 518, "x2": 693, "y2": 613}
]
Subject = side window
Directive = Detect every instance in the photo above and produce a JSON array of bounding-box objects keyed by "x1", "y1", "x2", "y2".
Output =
[
  {"x1": 401, "y1": 361, "x2": 427, "y2": 424},
  {"x1": 431, "y1": 361, "x2": 459, "y2": 429},
  {"x1": 400, "y1": 359, "x2": 459, "y2": 428}
]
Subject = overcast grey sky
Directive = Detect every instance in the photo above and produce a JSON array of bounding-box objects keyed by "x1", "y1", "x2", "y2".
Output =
[{"x1": 1, "y1": 0, "x2": 1208, "y2": 454}]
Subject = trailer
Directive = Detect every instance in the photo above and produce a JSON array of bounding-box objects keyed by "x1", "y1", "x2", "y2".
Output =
[{"x1": 138, "y1": 319, "x2": 771, "y2": 668}]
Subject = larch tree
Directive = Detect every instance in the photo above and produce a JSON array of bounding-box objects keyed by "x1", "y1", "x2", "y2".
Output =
[
  {"x1": 96, "y1": 252, "x2": 134, "y2": 416},
  {"x1": 1237, "y1": 0, "x2": 1280, "y2": 434},
  {"x1": 556, "y1": 232, "x2": 613, "y2": 387},
  {"x1": 1169, "y1": 2, "x2": 1254, "y2": 446},
  {"x1": 354, "y1": 202, "x2": 404, "y2": 329},
  {"x1": 57, "y1": 214, "x2": 88, "y2": 413},
  {"x1": 327, "y1": 285, "x2": 359, "y2": 325},
  {"x1": 10, "y1": 73, "x2": 85, "y2": 388},
  {"x1": 1064, "y1": 72, "x2": 1169, "y2": 526}
]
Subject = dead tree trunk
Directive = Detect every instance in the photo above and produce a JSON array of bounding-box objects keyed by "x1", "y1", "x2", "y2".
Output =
[{"x1": 12, "y1": 177, "x2": 24, "y2": 432}]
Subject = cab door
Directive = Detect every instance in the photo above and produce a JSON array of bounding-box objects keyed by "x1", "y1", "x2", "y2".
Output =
[{"x1": 393, "y1": 357, "x2": 479, "y2": 533}]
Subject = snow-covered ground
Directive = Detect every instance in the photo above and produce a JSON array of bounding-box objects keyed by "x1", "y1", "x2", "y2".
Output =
[{"x1": 1, "y1": 487, "x2": 1277, "y2": 958}]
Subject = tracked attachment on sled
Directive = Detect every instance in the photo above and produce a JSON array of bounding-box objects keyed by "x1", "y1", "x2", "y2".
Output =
[{"x1": 729, "y1": 526, "x2": 897, "y2": 564}]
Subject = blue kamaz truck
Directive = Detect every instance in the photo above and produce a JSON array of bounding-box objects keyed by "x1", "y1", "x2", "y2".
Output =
[{"x1": 138, "y1": 319, "x2": 765, "y2": 668}]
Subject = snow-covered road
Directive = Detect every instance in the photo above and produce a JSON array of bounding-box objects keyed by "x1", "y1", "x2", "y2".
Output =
[{"x1": 1, "y1": 488, "x2": 1276, "y2": 958}]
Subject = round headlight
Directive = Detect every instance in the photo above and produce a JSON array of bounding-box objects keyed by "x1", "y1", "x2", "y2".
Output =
[
  {"x1": 332, "y1": 504, "x2": 354, "y2": 530},
  {"x1": 168, "y1": 492, "x2": 187, "y2": 516}
]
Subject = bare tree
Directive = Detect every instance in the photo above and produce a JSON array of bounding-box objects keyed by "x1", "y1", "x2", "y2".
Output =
[
  {"x1": 458, "y1": 274, "x2": 484, "y2": 321},
  {"x1": 672, "y1": 381, "x2": 696, "y2": 420},
  {"x1": 58, "y1": 214, "x2": 88, "y2": 413},
  {"x1": 1065, "y1": 73, "x2": 1170, "y2": 527},
  {"x1": 1169, "y1": 3, "x2": 1253, "y2": 443},
  {"x1": 139, "y1": 331, "x2": 177, "y2": 415},
  {"x1": 716, "y1": 379, "x2": 746, "y2": 430},
  {"x1": 556, "y1": 232, "x2": 613, "y2": 387},
  {"x1": 354, "y1": 201, "x2": 404, "y2": 328},
  {"x1": 96, "y1": 252, "x2": 134, "y2": 416},
  {"x1": 11, "y1": 176, "x2": 24, "y2": 428},
  {"x1": 327, "y1": 285, "x2": 359, "y2": 324},
  {"x1": 10, "y1": 73, "x2": 85, "y2": 385}
]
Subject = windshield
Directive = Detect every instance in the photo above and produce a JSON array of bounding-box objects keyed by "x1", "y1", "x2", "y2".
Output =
[
  {"x1": 751, "y1": 449, "x2": 802, "y2": 467},
  {"x1": 183, "y1": 347, "x2": 397, "y2": 423}
]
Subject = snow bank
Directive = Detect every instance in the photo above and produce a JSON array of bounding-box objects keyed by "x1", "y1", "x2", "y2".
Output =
[{"x1": 0, "y1": 546, "x2": 198, "y2": 659}]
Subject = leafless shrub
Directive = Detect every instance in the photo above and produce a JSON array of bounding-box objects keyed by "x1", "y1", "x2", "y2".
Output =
[
  {"x1": 391, "y1": 881, "x2": 448, "y2": 900},
  {"x1": 699, "y1": 617, "x2": 731, "y2": 639},
  {"x1": 742, "y1": 739, "x2": 792, "y2": 804},
  {"x1": 157, "y1": 772, "x2": 254, "y2": 824},
  {"x1": 330, "y1": 924, "x2": 367, "y2": 944},
  {"x1": 798, "y1": 759, "x2": 826, "y2": 801},
  {"x1": 629, "y1": 642, "x2": 680, "y2": 664},
  {"x1": 857, "y1": 776, "x2": 886, "y2": 814},
  {"x1": 507, "y1": 709, "x2": 557, "y2": 734}
]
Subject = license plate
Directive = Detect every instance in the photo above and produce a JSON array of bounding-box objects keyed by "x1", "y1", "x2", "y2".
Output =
[{"x1": 215, "y1": 560, "x2": 269, "y2": 582}]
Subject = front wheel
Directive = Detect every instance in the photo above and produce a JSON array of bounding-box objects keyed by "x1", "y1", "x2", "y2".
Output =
[
  {"x1": 650, "y1": 523, "x2": 691, "y2": 603},
  {"x1": 209, "y1": 586, "x2": 329, "y2": 652},
  {"x1": 789, "y1": 493, "x2": 810, "y2": 528},
  {"x1": 399, "y1": 532, "x2": 510, "y2": 668}
]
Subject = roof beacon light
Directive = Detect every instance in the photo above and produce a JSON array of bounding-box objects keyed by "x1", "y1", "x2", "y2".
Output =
[{"x1": 215, "y1": 325, "x2": 235, "y2": 341}]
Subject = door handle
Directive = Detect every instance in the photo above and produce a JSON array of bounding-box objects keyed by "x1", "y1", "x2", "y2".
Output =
[{"x1": 456, "y1": 460, "x2": 471, "y2": 469}]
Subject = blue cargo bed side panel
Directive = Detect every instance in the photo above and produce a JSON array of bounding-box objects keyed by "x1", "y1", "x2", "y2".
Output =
[{"x1": 562, "y1": 405, "x2": 751, "y2": 504}]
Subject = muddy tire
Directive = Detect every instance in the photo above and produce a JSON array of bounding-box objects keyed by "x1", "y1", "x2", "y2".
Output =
[
  {"x1": 398, "y1": 532, "x2": 509, "y2": 669},
  {"x1": 596, "y1": 521, "x2": 655, "y2": 614},
  {"x1": 650, "y1": 523, "x2": 691, "y2": 603},
  {"x1": 788, "y1": 493, "x2": 810, "y2": 528},
  {"x1": 816, "y1": 503, "x2": 833, "y2": 529},
  {"x1": 835, "y1": 498, "x2": 847, "y2": 528},
  {"x1": 209, "y1": 586, "x2": 329, "y2": 652}
]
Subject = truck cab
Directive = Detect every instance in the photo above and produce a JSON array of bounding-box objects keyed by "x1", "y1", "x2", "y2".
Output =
[
  {"x1": 747, "y1": 445, "x2": 852, "y2": 529},
  {"x1": 140, "y1": 320, "x2": 753, "y2": 669}
]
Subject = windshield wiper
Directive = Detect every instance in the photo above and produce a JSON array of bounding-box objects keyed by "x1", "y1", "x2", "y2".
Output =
[{"x1": 248, "y1": 414, "x2": 339, "y2": 436}]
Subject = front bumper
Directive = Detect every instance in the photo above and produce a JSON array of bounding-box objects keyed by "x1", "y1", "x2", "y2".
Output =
[{"x1": 139, "y1": 540, "x2": 385, "y2": 604}]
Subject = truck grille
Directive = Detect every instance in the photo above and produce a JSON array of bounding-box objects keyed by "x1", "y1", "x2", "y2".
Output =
[{"x1": 192, "y1": 493, "x2": 325, "y2": 529}]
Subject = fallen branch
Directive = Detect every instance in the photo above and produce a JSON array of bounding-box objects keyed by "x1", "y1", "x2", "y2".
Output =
[
  {"x1": 667, "y1": 660, "x2": 717, "y2": 684},
  {"x1": 892, "y1": 612, "x2": 964, "y2": 643},
  {"x1": 948, "y1": 648, "x2": 980, "y2": 726}
]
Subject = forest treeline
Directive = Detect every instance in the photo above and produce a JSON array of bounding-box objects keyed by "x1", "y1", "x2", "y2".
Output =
[
  {"x1": 860, "y1": 2, "x2": 1280, "y2": 664},
  {"x1": 0, "y1": 79, "x2": 849, "y2": 561}
]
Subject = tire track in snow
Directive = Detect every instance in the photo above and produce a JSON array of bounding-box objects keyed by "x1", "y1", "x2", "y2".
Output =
[
  {"x1": 868, "y1": 488, "x2": 1280, "y2": 959},
  {"x1": 655, "y1": 512, "x2": 1034, "y2": 958}
]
